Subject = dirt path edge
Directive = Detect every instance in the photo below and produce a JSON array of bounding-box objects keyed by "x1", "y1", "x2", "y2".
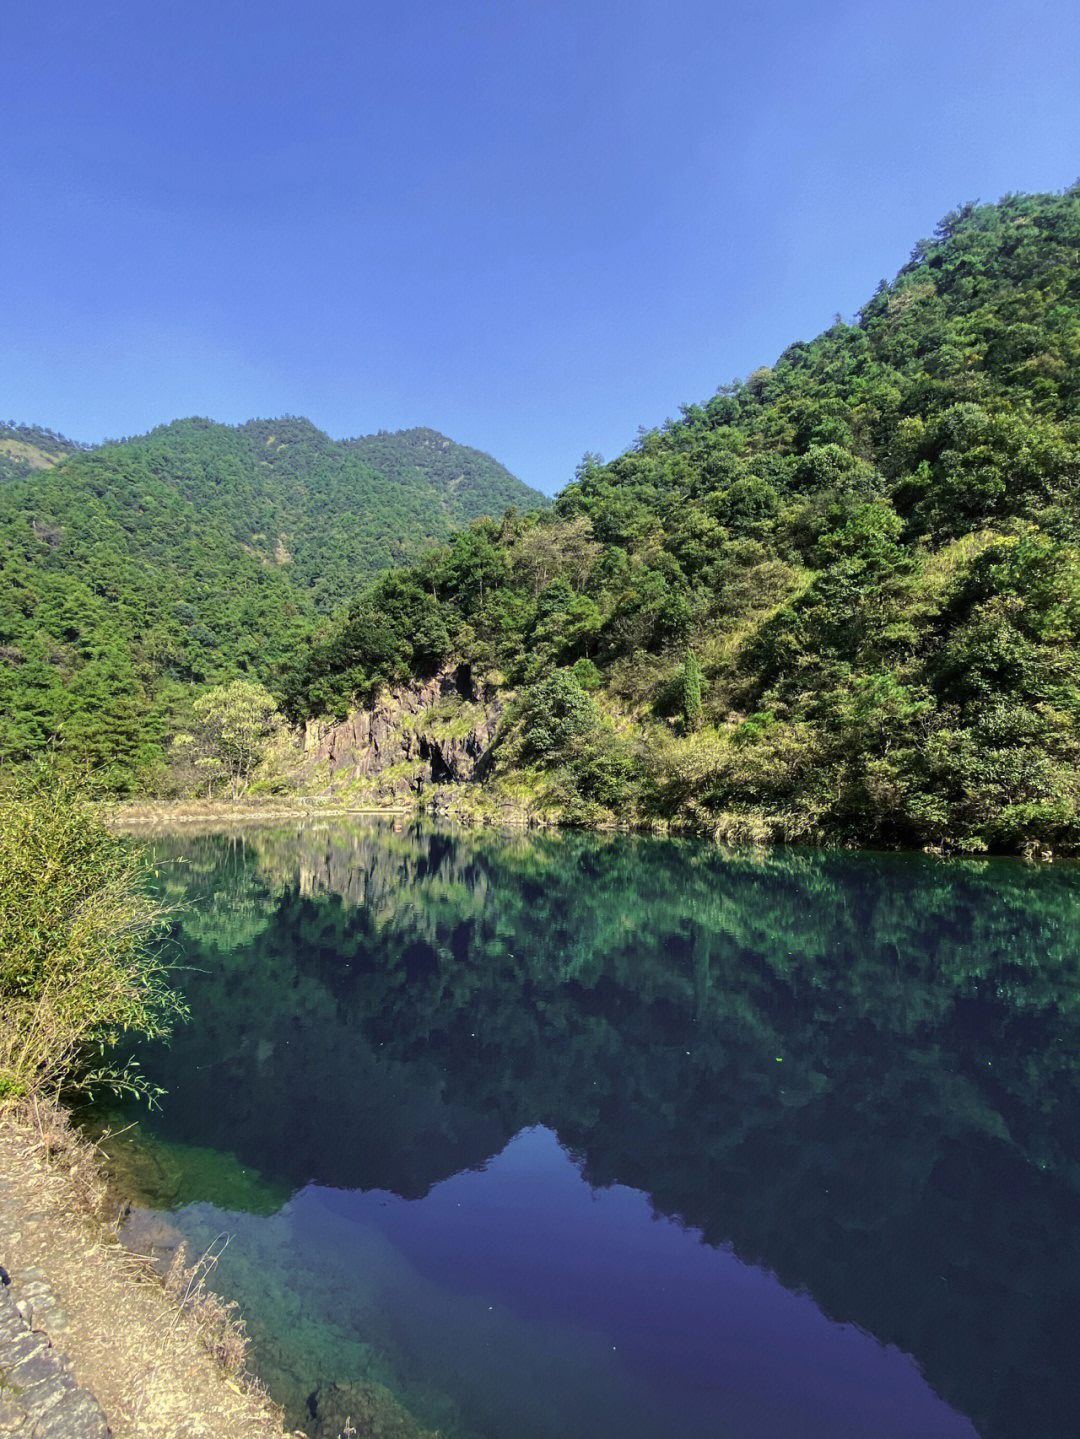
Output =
[{"x1": 0, "y1": 1105, "x2": 299, "y2": 1439}]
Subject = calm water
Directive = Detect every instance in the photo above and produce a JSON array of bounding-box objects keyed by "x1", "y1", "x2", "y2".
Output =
[{"x1": 88, "y1": 821, "x2": 1080, "y2": 1439}]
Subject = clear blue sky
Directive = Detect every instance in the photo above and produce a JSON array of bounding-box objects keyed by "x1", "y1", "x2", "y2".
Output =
[{"x1": 3, "y1": 1, "x2": 1078, "y2": 494}]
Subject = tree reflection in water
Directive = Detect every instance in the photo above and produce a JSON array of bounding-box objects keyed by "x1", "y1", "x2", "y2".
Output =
[{"x1": 96, "y1": 822, "x2": 1080, "y2": 1439}]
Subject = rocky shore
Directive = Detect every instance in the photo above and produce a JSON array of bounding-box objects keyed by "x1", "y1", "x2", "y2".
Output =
[
  {"x1": 0, "y1": 1106, "x2": 441, "y2": 1439},
  {"x1": 0, "y1": 1266, "x2": 108, "y2": 1438},
  {"x1": 0, "y1": 1106, "x2": 292, "y2": 1439}
]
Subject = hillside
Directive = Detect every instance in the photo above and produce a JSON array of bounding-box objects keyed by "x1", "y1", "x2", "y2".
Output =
[
  {"x1": 287, "y1": 186, "x2": 1080, "y2": 854},
  {"x1": 0, "y1": 415, "x2": 540, "y2": 788},
  {"x1": 345, "y1": 426, "x2": 536, "y2": 529},
  {"x1": 0, "y1": 423, "x2": 84, "y2": 481}
]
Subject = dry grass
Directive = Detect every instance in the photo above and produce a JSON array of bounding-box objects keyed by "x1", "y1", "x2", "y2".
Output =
[
  {"x1": 0, "y1": 1098, "x2": 298, "y2": 1438},
  {"x1": 5, "y1": 1093, "x2": 109, "y2": 1215},
  {"x1": 0, "y1": 436, "x2": 63, "y2": 468},
  {"x1": 109, "y1": 798, "x2": 414, "y2": 829},
  {"x1": 15, "y1": 1098, "x2": 253, "y2": 1380},
  {"x1": 162, "y1": 1238, "x2": 250, "y2": 1375}
]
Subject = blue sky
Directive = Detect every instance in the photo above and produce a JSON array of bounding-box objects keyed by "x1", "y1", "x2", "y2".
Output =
[{"x1": 3, "y1": 1, "x2": 1078, "y2": 495}]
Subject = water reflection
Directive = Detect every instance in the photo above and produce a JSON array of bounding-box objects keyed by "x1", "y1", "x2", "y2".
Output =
[{"x1": 94, "y1": 821, "x2": 1080, "y2": 1439}]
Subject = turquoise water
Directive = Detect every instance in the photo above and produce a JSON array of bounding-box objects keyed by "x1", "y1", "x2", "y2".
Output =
[{"x1": 91, "y1": 822, "x2": 1080, "y2": 1438}]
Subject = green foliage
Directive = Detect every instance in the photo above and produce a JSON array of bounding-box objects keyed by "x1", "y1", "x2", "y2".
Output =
[
  {"x1": 518, "y1": 670, "x2": 601, "y2": 762},
  {"x1": 678, "y1": 649, "x2": 704, "y2": 731},
  {"x1": 292, "y1": 186, "x2": 1080, "y2": 852},
  {"x1": 175, "y1": 680, "x2": 280, "y2": 798},
  {"x1": 6, "y1": 190, "x2": 1080, "y2": 849},
  {"x1": 0, "y1": 416, "x2": 541, "y2": 790},
  {"x1": 571, "y1": 657, "x2": 602, "y2": 690},
  {"x1": 346, "y1": 426, "x2": 536, "y2": 528},
  {"x1": 0, "y1": 770, "x2": 185, "y2": 1099}
]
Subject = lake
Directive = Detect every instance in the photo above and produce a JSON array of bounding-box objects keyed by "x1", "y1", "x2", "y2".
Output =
[{"x1": 88, "y1": 820, "x2": 1080, "y2": 1439}]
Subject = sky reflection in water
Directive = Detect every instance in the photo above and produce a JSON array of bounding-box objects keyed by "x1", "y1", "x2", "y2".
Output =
[{"x1": 95, "y1": 822, "x2": 1080, "y2": 1439}]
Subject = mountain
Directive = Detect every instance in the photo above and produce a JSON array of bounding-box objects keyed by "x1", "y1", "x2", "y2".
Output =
[
  {"x1": 0, "y1": 415, "x2": 541, "y2": 786},
  {"x1": 230, "y1": 417, "x2": 541, "y2": 605},
  {"x1": 3, "y1": 416, "x2": 541, "y2": 609},
  {"x1": 0, "y1": 423, "x2": 84, "y2": 481},
  {"x1": 345, "y1": 426, "x2": 538, "y2": 530},
  {"x1": 287, "y1": 185, "x2": 1080, "y2": 854}
]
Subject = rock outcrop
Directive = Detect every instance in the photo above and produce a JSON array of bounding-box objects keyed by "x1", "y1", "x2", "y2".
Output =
[{"x1": 299, "y1": 662, "x2": 502, "y2": 796}]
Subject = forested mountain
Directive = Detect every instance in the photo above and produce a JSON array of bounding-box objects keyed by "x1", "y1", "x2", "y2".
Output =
[
  {"x1": 0, "y1": 415, "x2": 540, "y2": 786},
  {"x1": 288, "y1": 186, "x2": 1080, "y2": 853},
  {"x1": 345, "y1": 426, "x2": 535, "y2": 529},
  {"x1": 0, "y1": 423, "x2": 84, "y2": 482}
]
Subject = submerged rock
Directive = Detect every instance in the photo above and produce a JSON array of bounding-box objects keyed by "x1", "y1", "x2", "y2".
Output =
[{"x1": 308, "y1": 1380, "x2": 439, "y2": 1439}]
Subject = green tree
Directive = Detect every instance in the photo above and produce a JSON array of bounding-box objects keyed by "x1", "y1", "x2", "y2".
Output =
[
  {"x1": 519, "y1": 671, "x2": 601, "y2": 761},
  {"x1": 178, "y1": 680, "x2": 279, "y2": 798},
  {"x1": 679, "y1": 649, "x2": 705, "y2": 732}
]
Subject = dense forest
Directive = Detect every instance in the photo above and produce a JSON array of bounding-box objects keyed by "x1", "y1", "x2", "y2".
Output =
[
  {"x1": 3, "y1": 188, "x2": 1078, "y2": 851},
  {"x1": 0, "y1": 418, "x2": 541, "y2": 787},
  {"x1": 285, "y1": 186, "x2": 1080, "y2": 854}
]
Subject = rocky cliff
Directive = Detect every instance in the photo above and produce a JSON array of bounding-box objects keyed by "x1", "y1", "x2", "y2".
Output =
[{"x1": 298, "y1": 662, "x2": 502, "y2": 799}]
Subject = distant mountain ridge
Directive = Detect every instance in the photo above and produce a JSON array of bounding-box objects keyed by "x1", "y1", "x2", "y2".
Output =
[
  {"x1": 0, "y1": 415, "x2": 542, "y2": 605},
  {"x1": 344, "y1": 425, "x2": 537, "y2": 526},
  {"x1": 0, "y1": 413, "x2": 542, "y2": 784}
]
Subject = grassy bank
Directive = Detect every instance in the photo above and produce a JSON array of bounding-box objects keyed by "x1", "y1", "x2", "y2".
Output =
[{"x1": 0, "y1": 775, "x2": 291, "y2": 1431}]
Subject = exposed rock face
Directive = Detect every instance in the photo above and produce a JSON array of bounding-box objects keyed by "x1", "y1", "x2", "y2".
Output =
[{"x1": 300, "y1": 662, "x2": 502, "y2": 795}]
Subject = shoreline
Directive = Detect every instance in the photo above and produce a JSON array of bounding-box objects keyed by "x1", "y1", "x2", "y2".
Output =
[
  {"x1": 0, "y1": 1102, "x2": 438, "y2": 1439},
  {"x1": 0, "y1": 1101, "x2": 296, "y2": 1439},
  {"x1": 110, "y1": 799, "x2": 416, "y2": 826},
  {"x1": 104, "y1": 795, "x2": 1070, "y2": 862}
]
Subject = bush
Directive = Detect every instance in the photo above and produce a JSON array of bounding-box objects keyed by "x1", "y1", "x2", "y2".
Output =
[
  {"x1": 571, "y1": 657, "x2": 603, "y2": 690},
  {"x1": 570, "y1": 731, "x2": 650, "y2": 809},
  {"x1": 519, "y1": 671, "x2": 601, "y2": 761},
  {"x1": 0, "y1": 771, "x2": 186, "y2": 1100}
]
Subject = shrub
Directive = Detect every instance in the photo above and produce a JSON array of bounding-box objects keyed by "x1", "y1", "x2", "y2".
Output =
[
  {"x1": 0, "y1": 770, "x2": 186, "y2": 1100},
  {"x1": 571, "y1": 657, "x2": 603, "y2": 690},
  {"x1": 519, "y1": 671, "x2": 601, "y2": 761}
]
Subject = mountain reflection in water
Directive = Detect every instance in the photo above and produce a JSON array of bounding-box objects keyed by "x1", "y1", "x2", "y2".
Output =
[{"x1": 91, "y1": 821, "x2": 1080, "y2": 1439}]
